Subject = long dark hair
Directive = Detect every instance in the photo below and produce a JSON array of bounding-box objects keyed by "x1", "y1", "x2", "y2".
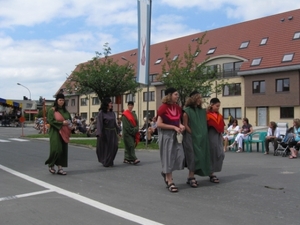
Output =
[{"x1": 100, "y1": 98, "x2": 112, "y2": 113}]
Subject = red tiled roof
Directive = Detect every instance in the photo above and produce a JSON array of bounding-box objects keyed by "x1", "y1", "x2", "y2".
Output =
[{"x1": 56, "y1": 8, "x2": 300, "y2": 95}]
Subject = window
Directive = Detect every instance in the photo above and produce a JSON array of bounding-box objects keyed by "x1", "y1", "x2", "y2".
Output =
[
  {"x1": 223, "y1": 108, "x2": 242, "y2": 120},
  {"x1": 194, "y1": 51, "x2": 199, "y2": 57},
  {"x1": 71, "y1": 99, "x2": 75, "y2": 106},
  {"x1": 92, "y1": 112, "x2": 98, "y2": 118},
  {"x1": 161, "y1": 90, "x2": 165, "y2": 99},
  {"x1": 125, "y1": 93, "x2": 135, "y2": 103},
  {"x1": 80, "y1": 98, "x2": 87, "y2": 106},
  {"x1": 282, "y1": 53, "x2": 294, "y2": 62},
  {"x1": 155, "y1": 58, "x2": 163, "y2": 65},
  {"x1": 251, "y1": 58, "x2": 262, "y2": 66},
  {"x1": 223, "y1": 61, "x2": 242, "y2": 77},
  {"x1": 207, "y1": 48, "x2": 216, "y2": 55},
  {"x1": 204, "y1": 64, "x2": 219, "y2": 77},
  {"x1": 276, "y1": 79, "x2": 290, "y2": 92},
  {"x1": 110, "y1": 96, "x2": 116, "y2": 103},
  {"x1": 143, "y1": 91, "x2": 155, "y2": 101},
  {"x1": 280, "y1": 107, "x2": 294, "y2": 119},
  {"x1": 223, "y1": 83, "x2": 241, "y2": 96},
  {"x1": 149, "y1": 74, "x2": 158, "y2": 83},
  {"x1": 92, "y1": 97, "x2": 99, "y2": 105},
  {"x1": 172, "y1": 54, "x2": 179, "y2": 61},
  {"x1": 65, "y1": 100, "x2": 69, "y2": 106},
  {"x1": 143, "y1": 110, "x2": 155, "y2": 119},
  {"x1": 239, "y1": 41, "x2": 249, "y2": 49},
  {"x1": 253, "y1": 81, "x2": 265, "y2": 94},
  {"x1": 80, "y1": 113, "x2": 87, "y2": 120},
  {"x1": 260, "y1": 38, "x2": 268, "y2": 45},
  {"x1": 293, "y1": 32, "x2": 300, "y2": 40}
]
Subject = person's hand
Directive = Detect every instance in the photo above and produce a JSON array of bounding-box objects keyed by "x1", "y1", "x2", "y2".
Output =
[
  {"x1": 179, "y1": 124, "x2": 185, "y2": 132},
  {"x1": 174, "y1": 126, "x2": 181, "y2": 133}
]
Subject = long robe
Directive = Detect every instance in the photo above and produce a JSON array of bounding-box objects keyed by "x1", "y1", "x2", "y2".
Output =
[
  {"x1": 122, "y1": 110, "x2": 139, "y2": 161},
  {"x1": 206, "y1": 111, "x2": 225, "y2": 173},
  {"x1": 45, "y1": 108, "x2": 71, "y2": 167},
  {"x1": 183, "y1": 107, "x2": 211, "y2": 176},
  {"x1": 96, "y1": 110, "x2": 119, "y2": 167},
  {"x1": 157, "y1": 103, "x2": 185, "y2": 173}
]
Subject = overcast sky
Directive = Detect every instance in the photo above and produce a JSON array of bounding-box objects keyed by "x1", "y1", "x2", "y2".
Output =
[{"x1": 1, "y1": 0, "x2": 299, "y2": 101}]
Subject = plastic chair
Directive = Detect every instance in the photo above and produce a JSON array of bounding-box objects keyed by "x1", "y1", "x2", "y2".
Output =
[{"x1": 249, "y1": 131, "x2": 267, "y2": 153}]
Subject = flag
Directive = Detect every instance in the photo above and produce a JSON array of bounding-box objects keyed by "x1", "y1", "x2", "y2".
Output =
[{"x1": 137, "y1": 0, "x2": 152, "y2": 85}]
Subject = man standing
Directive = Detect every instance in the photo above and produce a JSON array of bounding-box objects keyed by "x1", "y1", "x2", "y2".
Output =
[{"x1": 122, "y1": 101, "x2": 140, "y2": 165}]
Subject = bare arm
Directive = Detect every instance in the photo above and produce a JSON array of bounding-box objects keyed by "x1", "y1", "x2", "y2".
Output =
[{"x1": 183, "y1": 113, "x2": 191, "y2": 134}]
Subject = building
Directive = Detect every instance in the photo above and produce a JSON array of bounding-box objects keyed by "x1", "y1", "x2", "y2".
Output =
[{"x1": 56, "y1": 8, "x2": 300, "y2": 127}]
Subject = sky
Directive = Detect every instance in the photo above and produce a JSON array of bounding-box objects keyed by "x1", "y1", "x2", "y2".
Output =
[{"x1": 1, "y1": 0, "x2": 300, "y2": 101}]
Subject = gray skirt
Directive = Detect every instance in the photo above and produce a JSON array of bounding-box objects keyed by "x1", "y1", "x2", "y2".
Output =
[{"x1": 158, "y1": 128, "x2": 185, "y2": 173}]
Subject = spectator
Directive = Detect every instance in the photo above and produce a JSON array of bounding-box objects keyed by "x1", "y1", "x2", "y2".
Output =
[
  {"x1": 264, "y1": 121, "x2": 280, "y2": 155},
  {"x1": 87, "y1": 117, "x2": 97, "y2": 137},
  {"x1": 288, "y1": 118, "x2": 300, "y2": 159},
  {"x1": 224, "y1": 119, "x2": 239, "y2": 151},
  {"x1": 146, "y1": 116, "x2": 158, "y2": 143}
]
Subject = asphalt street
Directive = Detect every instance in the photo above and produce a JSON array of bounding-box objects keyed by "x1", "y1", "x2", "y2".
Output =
[{"x1": 0, "y1": 126, "x2": 300, "y2": 225}]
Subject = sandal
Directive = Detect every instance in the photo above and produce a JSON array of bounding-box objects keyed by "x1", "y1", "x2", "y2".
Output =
[
  {"x1": 161, "y1": 172, "x2": 168, "y2": 185},
  {"x1": 133, "y1": 159, "x2": 140, "y2": 165},
  {"x1": 167, "y1": 183, "x2": 178, "y2": 193},
  {"x1": 186, "y1": 177, "x2": 198, "y2": 188},
  {"x1": 123, "y1": 159, "x2": 133, "y2": 164},
  {"x1": 289, "y1": 155, "x2": 297, "y2": 159},
  {"x1": 209, "y1": 175, "x2": 219, "y2": 183},
  {"x1": 57, "y1": 169, "x2": 67, "y2": 175},
  {"x1": 49, "y1": 167, "x2": 56, "y2": 174}
]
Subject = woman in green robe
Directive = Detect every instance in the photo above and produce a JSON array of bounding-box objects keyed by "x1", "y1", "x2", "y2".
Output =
[
  {"x1": 183, "y1": 91, "x2": 211, "y2": 187},
  {"x1": 45, "y1": 93, "x2": 72, "y2": 175}
]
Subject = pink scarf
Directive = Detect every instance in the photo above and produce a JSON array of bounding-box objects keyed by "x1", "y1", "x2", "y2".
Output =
[{"x1": 54, "y1": 111, "x2": 71, "y2": 143}]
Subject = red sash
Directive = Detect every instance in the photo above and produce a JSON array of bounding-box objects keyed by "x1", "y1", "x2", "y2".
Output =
[
  {"x1": 123, "y1": 110, "x2": 140, "y2": 145},
  {"x1": 54, "y1": 111, "x2": 71, "y2": 143},
  {"x1": 207, "y1": 111, "x2": 225, "y2": 133}
]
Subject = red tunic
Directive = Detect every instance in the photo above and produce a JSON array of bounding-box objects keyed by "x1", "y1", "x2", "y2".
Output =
[{"x1": 206, "y1": 111, "x2": 225, "y2": 133}]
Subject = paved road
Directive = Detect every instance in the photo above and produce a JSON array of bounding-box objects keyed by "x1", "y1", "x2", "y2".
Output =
[{"x1": 0, "y1": 126, "x2": 299, "y2": 225}]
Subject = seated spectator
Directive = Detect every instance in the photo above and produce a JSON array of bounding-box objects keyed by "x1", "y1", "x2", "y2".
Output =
[
  {"x1": 147, "y1": 116, "x2": 158, "y2": 143},
  {"x1": 223, "y1": 119, "x2": 239, "y2": 151},
  {"x1": 229, "y1": 117, "x2": 253, "y2": 153},
  {"x1": 87, "y1": 117, "x2": 97, "y2": 137},
  {"x1": 264, "y1": 121, "x2": 281, "y2": 155},
  {"x1": 289, "y1": 118, "x2": 300, "y2": 159},
  {"x1": 139, "y1": 117, "x2": 151, "y2": 141}
]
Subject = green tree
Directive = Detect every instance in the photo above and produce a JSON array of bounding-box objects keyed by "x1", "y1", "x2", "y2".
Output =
[
  {"x1": 66, "y1": 43, "x2": 140, "y2": 101},
  {"x1": 159, "y1": 33, "x2": 226, "y2": 107}
]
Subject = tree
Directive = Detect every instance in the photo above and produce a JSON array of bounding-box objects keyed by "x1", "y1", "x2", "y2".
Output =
[
  {"x1": 66, "y1": 43, "x2": 140, "y2": 102},
  {"x1": 159, "y1": 33, "x2": 226, "y2": 107}
]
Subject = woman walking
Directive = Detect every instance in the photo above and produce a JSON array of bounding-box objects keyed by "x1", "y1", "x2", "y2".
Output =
[
  {"x1": 96, "y1": 98, "x2": 120, "y2": 167},
  {"x1": 206, "y1": 98, "x2": 225, "y2": 183},
  {"x1": 182, "y1": 91, "x2": 211, "y2": 188},
  {"x1": 157, "y1": 87, "x2": 185, "y2": 193},
  {"x1": 45, "y1": 93, "x2": 72, "y2": 175}
]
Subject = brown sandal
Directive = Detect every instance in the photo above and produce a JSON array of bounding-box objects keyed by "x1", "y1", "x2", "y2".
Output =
[{"x1": 57, "y1": 169, "x2": 67, "y2": 175}]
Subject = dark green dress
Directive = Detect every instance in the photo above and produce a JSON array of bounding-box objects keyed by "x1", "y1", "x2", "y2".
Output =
[
  {"x1": 122, "y1": 111, "x2": 139, "y2": 161},
  {"x1": 45, "y1": 108, "x2": 71, "y2": 167},
  {"x1": 183, "y1": 107, "x2": 211, "y2": 176}
]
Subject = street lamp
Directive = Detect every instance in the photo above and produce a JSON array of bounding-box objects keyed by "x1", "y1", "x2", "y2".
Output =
[{"x1": 17, "y1": 83, "x2": 32, "y2": 122}]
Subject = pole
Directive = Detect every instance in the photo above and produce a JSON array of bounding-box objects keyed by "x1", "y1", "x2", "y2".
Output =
[{"x1": 17, "y1": 83, "x2": 32, "y2": 123}]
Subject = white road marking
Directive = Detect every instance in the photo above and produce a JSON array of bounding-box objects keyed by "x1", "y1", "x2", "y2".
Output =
[
  {"x1": 0, "y1": 164, "x2": 164, "y2": 225},
  {"x1": 9, "y1": 138, "x2": 29, "y2": 142},
  {"x1": 0, "y1": 139, "x2": 10, "y2": 142},
  {"x1": 0, "y1": 190, "x2": 53, "y2": 202}
]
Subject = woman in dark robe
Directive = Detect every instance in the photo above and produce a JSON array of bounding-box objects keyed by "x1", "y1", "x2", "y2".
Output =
[
  {"x1": 157, "y1": 87, "x2": 185, "y2": 193},
  {"x1": 182, "y1": 91, "x2": 211, "y2": 188},
  {"x1": 96, "y1": 98, "x2": 120, "y2": 167},
  {"x1": 206, "y1": 98, "x2": 225, "y2": 183},
  {"x1": 45, "y1": 93, "x2": 72, "y2": 175}
]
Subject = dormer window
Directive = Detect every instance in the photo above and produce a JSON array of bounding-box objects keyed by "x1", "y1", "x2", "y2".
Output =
[
  {"x1": 155, "y1": 58, "x2": 163, "y2": 65},
  {"x1": 251, "y1": 58, "x2": 262, "y2": 66},
  {"x1": 207, "y1": 48, "x2": 216, "y2": 55},
  {"x1": 293, "y1": 32, "x2": 300, "y2": 40},
  {"x1": 194, "y1": 51, "x2": 199, "y2": 57},
  {"x1": 260, "y1": 38, "x2": 268, "y2": 45},
  {"x1": 282, "y1": 53, "x2": 294, "y2": 62},
  {"x1": 172, "y1": 54, "x2": 179, "y2": 61},
  {"x1": 239, "y1": 41, "x2": 249, "y2": 49}
]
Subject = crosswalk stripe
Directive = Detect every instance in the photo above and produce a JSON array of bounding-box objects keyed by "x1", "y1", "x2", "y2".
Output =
[
  {"x1": 9, "y1": 138, "x2": 29, "y2": 142},
  {"x1": 0, "y1": 139, "x2": 10, "y2": 142}
]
